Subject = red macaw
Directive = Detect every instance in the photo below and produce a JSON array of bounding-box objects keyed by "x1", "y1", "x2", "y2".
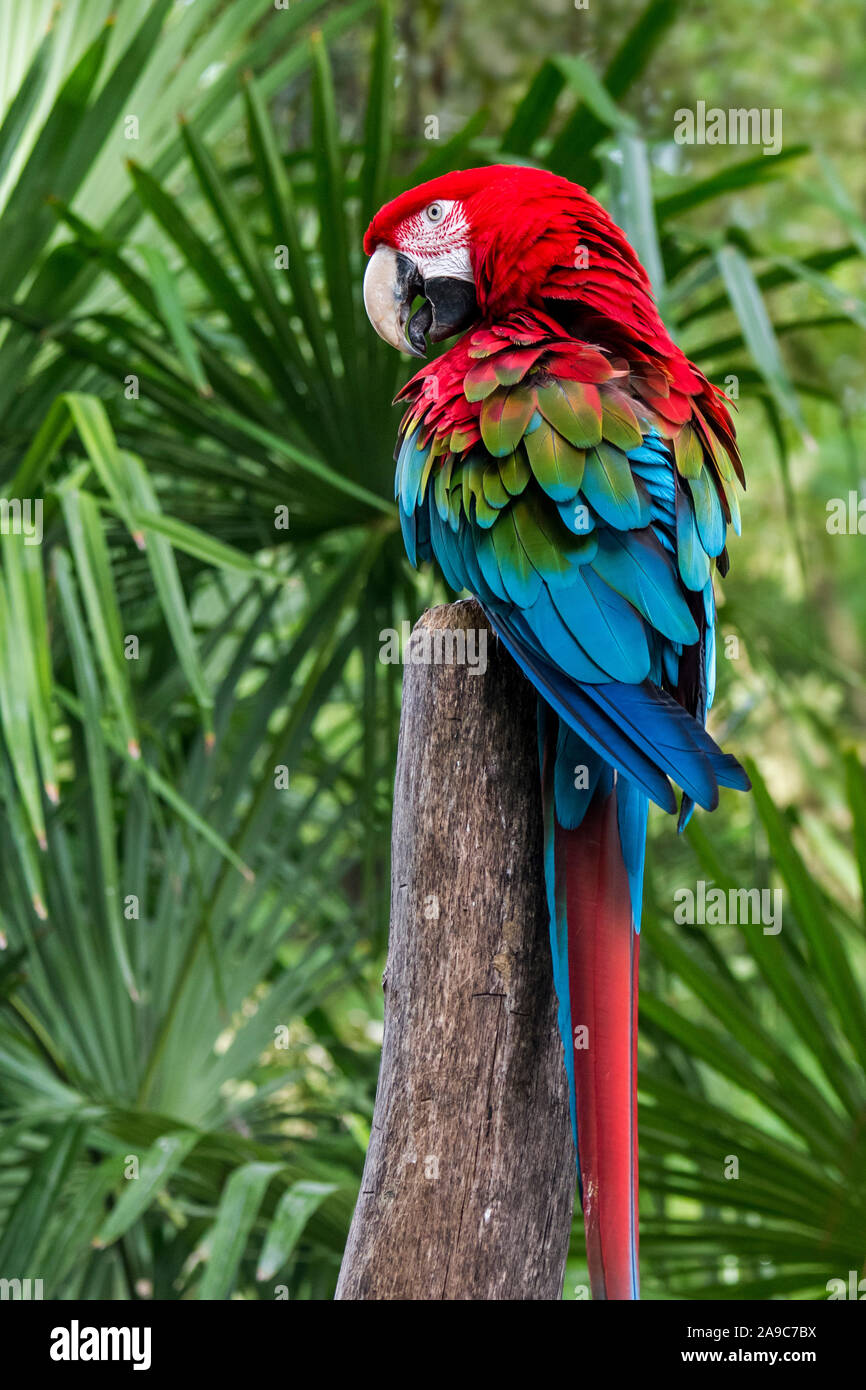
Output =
[{"x1": 363, "y1": 165, "x2": 749, "y2": 1300}]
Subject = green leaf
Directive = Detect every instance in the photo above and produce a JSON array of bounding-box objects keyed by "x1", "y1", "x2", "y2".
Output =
[
  {"x1": 0, "y1": 25, "x2": 110, "y2": 300},
  {"x1": 715, "y1": 244, "x2": 806, "y2": 434},
  {"x1": 610, "y1": 133, "x2": 666, "y2": 305},
  {"x1": 213, "y1": 405, "x2": 393, "y2": 516},
  {"x1": 243, "y1": 74, "x2": 335, "y2": 390},
  {"x1": 359, "y1": 0, "x2": 394, "y2": 226},
  {"x1": 256, "y1": 1180, "x2": 337, "y2": 1282},
  {"x1": 198, "y1": 1162, "x2": 282, "y2": 1300},
  {"x1": 747, "y1": 758, "x2": 866, "y2": 1075},
  {"x1": 7, "y1": 394, "x2": 74, "y2": 496},
  {"x1": 0, "y1": 1122, "x2": 83, "y2": 1273},
  {"x1": 310, "y1": 32, "x2": 357, "y2": 382},
  {"x1": 178, "y1": 118, "x2": 316, "y2": 399},
  {"x1": 681, "y1": 243, "x2": 859, "y2": 327},
  {"x1": 656, "y1": 146, "x2": 809, "y2": 222},
  {"x1": 63, "y1": 392, "x2": 139, "y2": 537},
  {"x1": 552, "y1": 56, "x2": 635, "y2": 134},
  {"x1": 772, "y1": 252, "x2": 866, "y2": 333},
  {"x1": 0, "y1": 25, "x2": 51, "y2": 187},
  {"x1": 547, "y1": 0, "x2": 680, "y2": 183},
  {"x1": 502, "y1": 61, "x2": 565, "y2": 156},
  {"x1": 126, "y1": 160, "x2": 301, "y2": 413},
  {"x1": 0, "y1": 569, "x2": 46, "y2": 847},
  {"x1": 60, "y1": 489, "x2": 140, "y2": 759},
  {"x1": 95, "y1": 1130, "x2": 200, "y2": 1247},
  {"x1": 128, "y1": 510, "x2": 282, "y2": 582},
  {"x1": 119, "y1": 451, "x2": 215, "y2": 730},
  {"x1": 844, "y1": 750, "x2": 866, "y2": 931},
  {"x1": 138, "y1": 245, "x2": 211, "y2": 396},
  {"x1": 54, "y1": 548, "x2": 138, "y2": 1001},
  {"x1": 408, "y1": 108, "x2": 489, "y2": 184}
]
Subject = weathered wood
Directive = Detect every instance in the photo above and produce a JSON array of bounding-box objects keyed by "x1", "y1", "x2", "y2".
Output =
[{"x1": 336, "y1": 598, "x2": 574, "y2": 1301}]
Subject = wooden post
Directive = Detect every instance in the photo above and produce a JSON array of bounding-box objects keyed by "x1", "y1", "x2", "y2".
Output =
[{"x1": 336, "y1": 599, "x2": 575, "y2": 1301}]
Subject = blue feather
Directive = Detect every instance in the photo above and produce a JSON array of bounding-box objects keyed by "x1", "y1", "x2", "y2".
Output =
[
  {"x1": 592, "y1": 529, "x2": 700, "y2": 646},
  {"x1": 550, "y1": 567, "x2": 651, "y2": 683},
  {"x1": 399, "y1": 432, "x2": 430, "y2": 514},
  {"x1": 616, "y1": 776, "x2": 649, "y2": 928},
  {"x1": 507, "y1": 592, "x2": 610, "y2": 683},
  {"x1": 486, "y1": 609, "x2": 679, "y2": 811},
  {"x1": 676, "y1": 485, "x2": 712, "y2": 591},
  {"x1": 538, "y1": 705, "x2": 578, "y2": 1146},
  {"x1": 554, "y1": 723, "x2": 608, "y2": 830},
  {"x1": 688, "y1": 468, "x2": 726, "y2": 556}
]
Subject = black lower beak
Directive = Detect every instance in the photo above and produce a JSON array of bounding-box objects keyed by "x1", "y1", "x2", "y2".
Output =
[
  {"x1": 364, "y1": 246, "x2": 478, "y2": 358},
  {"x1": 407, "y1": 274, "x2": 477, "y2": 356}
]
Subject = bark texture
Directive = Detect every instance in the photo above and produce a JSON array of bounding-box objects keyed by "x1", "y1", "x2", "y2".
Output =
[{"x1": 336, "y1": 599, "x2": 574, "y2": 1301}]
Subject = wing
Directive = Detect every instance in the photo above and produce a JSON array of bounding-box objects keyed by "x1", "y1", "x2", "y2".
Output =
[{"x1": 395, "y1": 311, "x2": 749, "y2": 817}]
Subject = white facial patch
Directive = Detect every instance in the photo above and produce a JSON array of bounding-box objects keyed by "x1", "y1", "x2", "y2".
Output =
[{"x1": 398, "y1": 200, "x2": 474, "y2": 283}]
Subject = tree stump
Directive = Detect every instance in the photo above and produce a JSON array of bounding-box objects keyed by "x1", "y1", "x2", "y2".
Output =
[{"x1": 336, "y1": 599, "x2": 574, "y2": 1301}]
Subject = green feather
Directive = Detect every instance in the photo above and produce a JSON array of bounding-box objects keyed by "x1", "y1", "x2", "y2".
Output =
[
  {"x1": 418, "y1": 446, "x2": 437, "y2": 504},
  {"x1": 524, "y1": 421, "x2": 585, "y2": 501},
  {"x1": 720, "y1": 472, "x2": 742, "y2": 535},
  {"x1": 482, "y1": 463, "x2": 510, "y2": 509},
  {"x1": 463, "y1": 361, "x2": 499, "y2": 402},
  {"x1": 535, "y1": 378, "x2": 603, "y2": 449},
  {"x1": 673, "y1": 423, "x2": 704, "y2": 478},
  {"x1": 480, "y1": 384, "x2": 537, "y2": 457},
  {"x1": 433, "y1": 451, "x2": 455, "y2": 520},
  {"x1": 458, "y1": 452, "x2": 494, "y2": 526},
  {"x1": 498, "y1": 448, "x2": 531, "y2": 496},
  {"x1": 601, "y1": 393, "x2": 644, "y2": 451},
  {"x1": 698, "y1": 416, "x2": 736, "y2": 482},
  {"x1": 447, "y1": 475, "x2": 463, "y2": 532},
  {"x1": 511, "y1": 489, "x2": 596, "y2": 586},
  {"x1": 473, "y1": 494, "x2": 500, "y2": 528},
  {"x1": 512, "y1": 494, "x2": 572, "y2": 584},
  {"x1": 490, "y1": 506, "x2": 543, "y2": 606}
]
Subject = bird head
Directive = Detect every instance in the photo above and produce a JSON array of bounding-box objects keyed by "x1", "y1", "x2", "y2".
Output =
[
  {"x1": 362, "y1": 164, "x2": 663, "y2": 360},
  {"x1": 362, "y1": 168, "x2": 487, "y2": 358}
]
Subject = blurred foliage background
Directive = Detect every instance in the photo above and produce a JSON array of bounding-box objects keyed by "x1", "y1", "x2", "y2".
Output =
[{"x1": 0, "y1": 0, "x2": 863, "y2": 1301}]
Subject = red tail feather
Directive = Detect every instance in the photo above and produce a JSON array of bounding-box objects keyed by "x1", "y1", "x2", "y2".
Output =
[{"x1": 557, "y1": 786, "x2": 640, "y2": 1299}]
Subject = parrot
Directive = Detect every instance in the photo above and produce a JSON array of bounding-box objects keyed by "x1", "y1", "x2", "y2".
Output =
[{"x1": 362, "y1": 164, "x2": 749, "y2": 1301}]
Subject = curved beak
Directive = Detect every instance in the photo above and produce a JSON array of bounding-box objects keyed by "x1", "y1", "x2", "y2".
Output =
[{"x1": 363, "y1": 244, "x2": 477, "y2": 358}]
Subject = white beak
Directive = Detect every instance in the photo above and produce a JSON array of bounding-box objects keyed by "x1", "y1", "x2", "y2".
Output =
[{"x1": 362, "y1": 245, "x2": 426, "y2": 357}]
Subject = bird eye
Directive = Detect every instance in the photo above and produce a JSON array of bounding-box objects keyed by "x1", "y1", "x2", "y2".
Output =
[{"x1": 424, "y1": 202, "x2": 444, "y2": 224}]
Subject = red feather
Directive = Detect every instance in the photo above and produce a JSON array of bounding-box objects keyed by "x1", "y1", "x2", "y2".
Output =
[{"x1": 557, "y1": 787, "x2": 639, "y2": 1300}]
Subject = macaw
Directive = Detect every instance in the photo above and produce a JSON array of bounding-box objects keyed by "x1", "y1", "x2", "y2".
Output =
[{"x1": 362, "y1": 165, "x2": 749, "y2": 1300}]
